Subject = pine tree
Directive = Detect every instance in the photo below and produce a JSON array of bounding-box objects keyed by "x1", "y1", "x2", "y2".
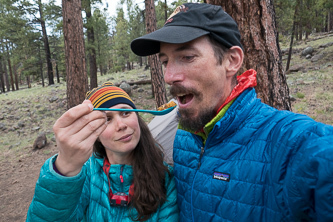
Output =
[
  {"x1": 207, "y1": 0, "x2": 291, "y2": 110},
  {"x1": 62, "y1": 0, "x2": 88, "y2": 108},
  {"x1": 144, "y1": 0, "x2": 168, "y2": 108}
]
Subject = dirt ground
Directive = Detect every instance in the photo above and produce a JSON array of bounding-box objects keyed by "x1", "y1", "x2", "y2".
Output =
[
  {"x1": 0, "y1": 34, "x2": 332, "y2": 221},
  {"x1": 0, "y1": 146, "x2": 58, "y2": 221}
]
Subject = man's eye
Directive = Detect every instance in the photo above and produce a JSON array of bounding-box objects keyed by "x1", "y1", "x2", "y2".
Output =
[
  {"x1": 183, "y1": 56, "x2": 194, "y2": 61},
  {"x1": 106, "y1": 116, "x2": 112, "y2": 121}
]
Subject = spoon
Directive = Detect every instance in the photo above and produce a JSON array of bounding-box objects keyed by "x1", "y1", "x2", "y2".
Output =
[{"x1": 93, "y1": 106, "x2": 176, "y2": 116}]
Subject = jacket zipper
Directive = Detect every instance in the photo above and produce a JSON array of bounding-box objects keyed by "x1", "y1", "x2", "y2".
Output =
[
  {"x1": 191, "y1": 146, "x2": 205, "y2": 221},
  {"x1": 197, "y1": 146, "x2": 205, "y2": 169},
  {"x1": 120, "y1": 165, "x2": 124, "y2": 191}
]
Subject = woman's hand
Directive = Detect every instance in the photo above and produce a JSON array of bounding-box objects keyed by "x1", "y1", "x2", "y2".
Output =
[{"x1": 53, "y1": 100, "x2": 107, "y2": 176}]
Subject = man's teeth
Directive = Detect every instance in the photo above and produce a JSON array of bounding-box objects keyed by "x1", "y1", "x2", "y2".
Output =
[
  {"x1": 178, "y1": 94, "x2": 186, "y2": 104},
  {"x1": 177, "y1": 93, "x2": 188, "y2": 104}
]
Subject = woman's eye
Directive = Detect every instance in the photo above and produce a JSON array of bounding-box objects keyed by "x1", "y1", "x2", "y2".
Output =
[{"x1": 122, "y1": 111, "x2": 131, "y2": 116}]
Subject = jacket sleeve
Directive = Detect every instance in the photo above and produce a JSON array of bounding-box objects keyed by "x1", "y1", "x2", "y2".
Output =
[
  {"x1": 285, "y1": 128, "x2": 333, "y2": 221},
  {"x1": 26, "y1": 155, "x2": 88, "y2": 222},
  {"x1": 157, "y1": 165, "x2": 179, "y2": 221}
]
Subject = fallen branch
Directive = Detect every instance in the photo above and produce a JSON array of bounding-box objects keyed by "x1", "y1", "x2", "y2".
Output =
[{"x1": 114, "y1": 79, "x2": 151, "y2": 86}]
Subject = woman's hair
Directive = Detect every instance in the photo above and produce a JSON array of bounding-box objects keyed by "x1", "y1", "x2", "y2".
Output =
[{"x1": 93, "y1": 114, "x2": 169, "y2": 221}]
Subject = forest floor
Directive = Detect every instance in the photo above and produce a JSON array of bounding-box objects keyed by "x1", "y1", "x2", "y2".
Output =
[{"x1": 0, "y1": 32, "x2": 332, "y2": 221}]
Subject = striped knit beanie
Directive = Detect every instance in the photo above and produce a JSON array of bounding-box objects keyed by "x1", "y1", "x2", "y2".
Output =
[{"x1": 85, "y1": 82, "x2": 136, "y2": 109}]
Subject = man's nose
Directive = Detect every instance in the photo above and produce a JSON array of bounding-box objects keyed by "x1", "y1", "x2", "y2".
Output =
[{"x1": 164, "y1": 63, "x2": 184, "y2": 85}]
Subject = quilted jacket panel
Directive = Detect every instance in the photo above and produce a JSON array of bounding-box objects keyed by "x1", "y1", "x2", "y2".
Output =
[
  {"x1": 173, "y1": 88, "x2": 333, "y2": 222},
  {"x1": 27, "y1": 155, "x2": 179, "y2": 221}
]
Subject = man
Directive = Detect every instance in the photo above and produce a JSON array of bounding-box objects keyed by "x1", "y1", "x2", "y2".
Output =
[{"x1": 131, "y1": 3, "x2": 333, "y2": 221}]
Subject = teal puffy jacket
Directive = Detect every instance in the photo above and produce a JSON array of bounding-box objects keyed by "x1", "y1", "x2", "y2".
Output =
[
  {"x1": 173, "y1": 88, "x2": 333, "y2": 221},
  {"x1": 27, "y1": 155, "x2": 179, "y2": 221}
]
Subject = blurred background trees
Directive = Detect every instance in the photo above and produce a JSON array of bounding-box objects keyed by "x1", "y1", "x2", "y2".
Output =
[{"x1": 0, "y1": 0, "x2": 332, "y2": 108}]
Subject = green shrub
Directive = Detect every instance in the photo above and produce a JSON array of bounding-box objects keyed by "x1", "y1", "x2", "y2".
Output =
[{"x1": 296, "y1": 92, "x2": 305, "y2": 99}]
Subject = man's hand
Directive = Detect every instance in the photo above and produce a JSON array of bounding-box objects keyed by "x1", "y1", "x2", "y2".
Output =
[{"x1": 53, "y1": 100, "x2": 107, "y2": 176}]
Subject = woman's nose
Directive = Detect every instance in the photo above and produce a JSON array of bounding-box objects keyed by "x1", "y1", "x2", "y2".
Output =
[{"x1": 115, "y1": 116, "x2": 127, "y2": 131}]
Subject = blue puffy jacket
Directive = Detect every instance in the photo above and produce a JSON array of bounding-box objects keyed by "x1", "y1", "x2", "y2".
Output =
[
  {"x1": 27, "y1": 155, "x2": 179, "y2": 221},
  {"x1": 173, "y1": 88, "x2": 333, "y2": 221}
]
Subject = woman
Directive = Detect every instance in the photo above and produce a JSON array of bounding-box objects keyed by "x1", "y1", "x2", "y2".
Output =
[{"x1": 26, "y1": 82, "x2": 179, "y2": 221}]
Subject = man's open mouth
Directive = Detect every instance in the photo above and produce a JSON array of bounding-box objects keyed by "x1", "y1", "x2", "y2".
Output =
[{"x1": 177, "y1": 93, "x2": 194, "y2": 105}]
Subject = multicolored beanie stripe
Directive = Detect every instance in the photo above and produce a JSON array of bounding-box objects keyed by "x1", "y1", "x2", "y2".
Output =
[{"x1": 85, "y1": 82, "x2": 136, "y2": 109}]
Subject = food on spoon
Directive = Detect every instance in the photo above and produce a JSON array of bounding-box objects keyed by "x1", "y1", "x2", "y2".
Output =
[{"x1": 157, "y1": 101, "x2": 177, "y2": 111}]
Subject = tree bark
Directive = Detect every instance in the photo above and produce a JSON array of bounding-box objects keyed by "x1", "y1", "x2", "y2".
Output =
[
  {"x1": 145, "y1": 0, "x2": 168, "y2": 108},
  {"x1": 286, "y1": 21, "x2": 295, "y2": 72},
  {"x1": 55, "y1": 61, "x2": 60, "y2": 83},
  {"x1": 1, "y1": 46, "x2": 10, "y2": 92},
  {"x1": 26, "y1": 75, "x2": 31, "y2": 88},
  {"x1": 0, "y1": 56, "x2": 5, "y2": 93},
  {"x1": 164, "y1": 0, "x2": 168, "y2": 21},
  {"x1": 286, "y1": 2, "x2": 300, "y2": 72},
  {"x1": 207, "y1": 0, "x2": 291, "y2": 110},
  {"x1": 38, "y1": 44, "x2": 45, "y2": 87},
  {"x1": 38, "y1": 0, "x2": 54, "y2": 85},
  {"x1": 85, "y1": 0, "x2": 98, "y2": 89},
  {"x1": 13, "y1": 63, "x2": 19, "y2": 90},
  {"x1": 328, "y1": 8, "x2": 332, "y2": 32},
  {"x1": 5, "y1": 43, "x2": 15, "y2": 91},
  {"x1": 40, "y1": 59, "x2": 44, "y2": 87},
  {"x1": 62, "y1": 0, "x2": 88, "y2": 109}
]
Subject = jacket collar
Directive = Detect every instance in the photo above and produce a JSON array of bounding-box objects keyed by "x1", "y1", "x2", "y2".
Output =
[{"x1": 216, "y1": 69, "x2": 257, "y2": 113}]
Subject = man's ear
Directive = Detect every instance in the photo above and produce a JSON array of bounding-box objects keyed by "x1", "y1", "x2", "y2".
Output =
[{"x1": 225, "y1": 46, "x2": 244, "y2": 77}]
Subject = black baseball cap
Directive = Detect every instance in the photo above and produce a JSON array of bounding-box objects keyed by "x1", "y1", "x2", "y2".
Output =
[{"x1": 131, "y1": 3, "x2": 243, "y2": 57}]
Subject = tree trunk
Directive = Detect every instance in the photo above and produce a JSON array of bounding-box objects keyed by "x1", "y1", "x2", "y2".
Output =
[
  {"x1": 207, "y1": 0, "x2": 291, "y2": 111},
  {"x1": 13, "y1": 63, "x2": 19, "y2": 90},
  {"x1": 40, "y1": 59, "x2": 44, "y2": 87},
  {"x1": 328, "y1": 8, "x2": 332, "y2": 32},
  {"x1": 7, "y1": 57, "x2": 14, "y2": 91},
  {"x1": 99, "y1": 64, "x2": 103, "y2": 76},
  {"x1": 145, "y1": 0, "x2": 168, "y2": 108},
  {"x1": 55, "y1": 61, "x2": 60, "y2": 83},
  {"x1": 0, "y1": 56, "x2": 5, "y2": 93},
  {"x1": 38, "y1": 0, "x2": 54, "y2": 85},
  {"x1": 62, "y1": 0, "x2": 88, "y2": 109},
  {"x1": 26, "y1": 75, "x2": 31, "y2": 88},
  {"x1": 286, "y1": 21, "x2": 296, "y2": 72},
  {"x1": 1, "y1": 52, "x2": 10, "y2": 92},
  {"x1": 85, "y1": 0, "x2": 98, "y2": 89},
  {"x1": 286, "y1": 2, "x2": 300, "y2": 72},
  {"x1": 5, "y1": 44, "x2": 15, "y2": 91},
  {"x1": 38, "y1": 45, "x2": 45, "y2": 87},
  {"x1": 164, "y1": 0, "x2": 168, "y2": 21}
]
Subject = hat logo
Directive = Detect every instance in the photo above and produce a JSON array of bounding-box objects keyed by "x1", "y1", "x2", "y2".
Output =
[{"x1": 165, "y1": 5, "x2": 188, "y2": 25}]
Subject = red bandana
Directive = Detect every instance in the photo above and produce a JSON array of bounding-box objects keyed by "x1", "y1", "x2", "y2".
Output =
[{"x1": 216, "y1": 69, "x2": 257, "y2": 114}]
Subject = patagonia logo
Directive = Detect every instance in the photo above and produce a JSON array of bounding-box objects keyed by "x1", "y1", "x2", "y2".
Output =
[{"x1": 213, "y1": 172, "x2": 230, "y2": 182}]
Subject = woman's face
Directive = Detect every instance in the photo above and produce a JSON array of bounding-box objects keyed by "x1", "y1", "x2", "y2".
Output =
[{"x1": 98, "y1": 104, "x2": 140, "y2": 164}]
